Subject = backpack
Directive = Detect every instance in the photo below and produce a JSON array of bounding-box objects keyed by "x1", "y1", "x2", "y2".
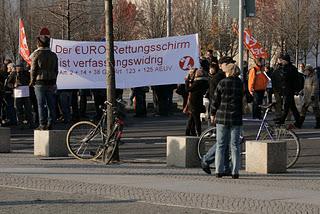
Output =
[{"x1": 293, "y1": 71, "x2": 305, "y2": 93}]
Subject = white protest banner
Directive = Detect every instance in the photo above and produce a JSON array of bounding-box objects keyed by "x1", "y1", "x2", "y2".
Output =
[{"x1": 52, "y1": 34, "x2": 199, "y2": 89}]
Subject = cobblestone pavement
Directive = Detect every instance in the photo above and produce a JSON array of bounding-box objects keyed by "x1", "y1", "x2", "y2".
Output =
[
  {"x1": 1, "y1": 153, "x2": 320, "y2": 214},
  {"x1": 2, "y1": 112, "x2": 320, "y2": 213},
  {"x1": 0, "y1": 186, "x2": 227, "y2": 214}
]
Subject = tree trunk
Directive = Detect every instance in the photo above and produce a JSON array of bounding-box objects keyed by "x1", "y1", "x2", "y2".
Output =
[
  {"x1": 315, "y1": 43, "x2": 319, "y2": 67},
  {"x1": 0, "y1": 0, "x2": 5, "y2": 61},
  {"x1": 105, "y1": 0, "x2": 118, "y2": 161}
]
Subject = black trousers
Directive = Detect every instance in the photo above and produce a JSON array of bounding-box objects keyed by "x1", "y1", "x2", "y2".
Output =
[
  {"x1": 252, "y1": 90, "x2": 265, "y2": 119},
  {"x1": 280, "y1": 93, "x2": 300, "y2": 124},
  {"x1": 186, "y1": 111, "x2": 201, "y2": 136}
]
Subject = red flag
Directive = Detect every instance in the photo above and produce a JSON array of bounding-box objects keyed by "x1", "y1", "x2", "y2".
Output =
[
  {"x1": 233, "y1": 25, "x2": 269, "y2": 59},
  {"x1": 19, "y1": 19, "x2": 31, "y2": 65}
]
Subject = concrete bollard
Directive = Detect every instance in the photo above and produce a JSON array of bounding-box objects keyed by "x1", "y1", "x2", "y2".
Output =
[
  {"x1": 167, "y1": 136, "x2": 200, "y2": 168},
  {"x1": 0, "y1": 128, "x2": 10, "y2": 153},
  {"x1": 246, "y1": 140, "x2": 287, "y2": 174},
  {"x1": 34, "y1": 130, "x2": 68, "y2": 157}
]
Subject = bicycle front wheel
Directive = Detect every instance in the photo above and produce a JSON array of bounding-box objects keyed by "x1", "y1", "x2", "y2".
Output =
[
  {"x1": 102, "y1": 127, "x2": 120, "y2": 164},
  {"x1": 66, "y1": 121, "x2": 104, "y2": 160},
  {"x1": 197, "y1": 127, "x2": 216, "y2": 161},
  {"x1": 260, "y1": 127, "x2": 300, "y2": 168}
]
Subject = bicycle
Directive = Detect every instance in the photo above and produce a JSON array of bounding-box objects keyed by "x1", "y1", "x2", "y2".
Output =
[
  {"x1": 197, "y1": 102, "x2": 301, "y2": 169},
  {"x1": 66, "y1": 99, "x2": 126, "y2": 164}
]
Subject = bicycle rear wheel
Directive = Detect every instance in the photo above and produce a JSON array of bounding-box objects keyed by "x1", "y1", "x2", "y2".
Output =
[
  {"x1": 197, "y1": 127, "x2": 245, "y2": 169},
  {"x1": 66, "y1": 121, "x2": 104, "y2": 160},
  {"x1": 260, "y1": 127, "x2": 300, "y2": 168},
  {"x1": 197, "y1": 127, "x2": 216, "y2": 161}
]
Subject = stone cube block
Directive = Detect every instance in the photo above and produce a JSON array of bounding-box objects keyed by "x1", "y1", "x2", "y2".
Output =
[
  {"x1": 34, "y1": 130, "x2": 68, "y2": 157},
  {"x1": 0, "y1": 128, "x2": 10, "y2": 153},
  {"x1": 167, "y1": 136, "x2": 200, "y2": 168},
  {"x1": 246, "y1": 140, "x2": 286, "y2": 174}
]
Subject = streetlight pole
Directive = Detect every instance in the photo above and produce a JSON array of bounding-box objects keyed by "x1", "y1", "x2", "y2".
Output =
[
  {"x1": 167, "y1": 0, "x2": 172, "y2": 37},
  {"x1": 238, "y1": 0, "x2": 244, "y2": 77},
  {"x1": 295, "y1": 0, "x2": 300, "y2": 66}
]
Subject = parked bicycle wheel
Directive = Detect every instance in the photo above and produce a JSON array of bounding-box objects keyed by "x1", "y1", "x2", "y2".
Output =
[
  {"x1": 198, "y1": 127, "x2": 246, "y2": 168},
  {"x1": 66, "y1": 121, "x2": 104, "y2": 160},
  {"x1": 102, "y1": 127, "x2": 120, "y2": 164},
  {"x1": 197, "y1": 127, "x2": 216, "y2": 161},
  {"x1": 260, "y1": 127, "x2": 300, "y2": 168}
]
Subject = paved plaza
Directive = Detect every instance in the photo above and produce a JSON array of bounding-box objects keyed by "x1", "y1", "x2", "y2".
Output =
[{"x1": 1, "y1": 113, "x2": 320, "y2": 213}]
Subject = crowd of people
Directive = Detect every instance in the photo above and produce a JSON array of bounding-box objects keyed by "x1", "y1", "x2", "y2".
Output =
[
  {"x1": 181, "y1": 50, "x2": 320, "y2": 179},
  {"x1": 1, "y1": 31, "x2": 320, "y2": 178}
]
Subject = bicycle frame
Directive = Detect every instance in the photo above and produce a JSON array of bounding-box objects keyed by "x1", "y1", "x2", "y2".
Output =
[
  {"x1": 255, "y1": 107, "x2": 274, "y2": 141},
  {"x1": 240, "y1": 103, "x2": 280, "y2": 142}
]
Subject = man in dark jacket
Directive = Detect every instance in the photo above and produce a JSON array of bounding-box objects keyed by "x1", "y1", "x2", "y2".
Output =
[
  {"x1": 271, "y1": 61, "x2": 283, "y2": 120},
  {"x1": 275, "y1": 53, "x2": 302, "y2": 128},
  {"x1": 207, "y1": 58, "x2": 225, "y2": 105},
  {"x1": 30, "y1": 35, "x2": 58, "y2": 130},
  {"x1": 6, "y1": 62, "x2": 34, "y2": 128}
]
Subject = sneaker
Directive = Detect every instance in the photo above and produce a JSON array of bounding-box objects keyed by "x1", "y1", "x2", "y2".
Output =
[
  {"x1": 293, "y1": 122, "x2": 301, "y2": 129},
  {"x1": 201, "y1": 160, "x2": 211, "y2": 175},
  {"x1": 215, "y1": 173, "x2": 223, "y2": 178},
  {"x1": 232, "y1": 174, "x2": 239, "y2": 179},
  {"x1": 35, "y1": 125, "x2": 47, "y2": 130},
  {"x1": 47, "y1": 124, "x2": 54, "y2": 130}
]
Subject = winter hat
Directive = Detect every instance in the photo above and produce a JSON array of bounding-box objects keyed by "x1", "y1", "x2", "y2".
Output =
[
  {"x1": 39, "y1": 27, "x2": 50, "y2": 37},
  {"x1": 218, "y1": 56, "x2": 236, "y2": 65},
  {"x1": 279, "y1": 53, "x2": 291, "y2": 62},
  {"x1": 37, "y1": 27, "x2": 51, "y2": 47},
  {"x1": 304, "y1": 65, "x2": 314, "y2": 73}
]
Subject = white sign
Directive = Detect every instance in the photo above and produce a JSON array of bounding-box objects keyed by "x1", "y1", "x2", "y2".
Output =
[{"x1": 51, "y1": 34, "x2": 199, "y2": 89}]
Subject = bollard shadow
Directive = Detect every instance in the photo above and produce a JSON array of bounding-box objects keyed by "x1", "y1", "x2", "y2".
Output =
[{"x1": 0, "y1": 199, "x2": 137, "y2": 206}]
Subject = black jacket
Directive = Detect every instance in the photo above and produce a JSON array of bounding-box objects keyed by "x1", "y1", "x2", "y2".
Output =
[
  {"x1": 7, "y1": 70, "x2": 30, "y2": 88},
  {"x1": 185, "y1": 77, "x2": 209, "y2": 112},
  {"x1": 271, "y1": 68, "x2": 283, "y2": 94},
  {"x1": 274, "y1": 63, "x2": 298, "y2": 95},
  {"x1": 207, "y1": 70, "x2": 225, "y2": 103}
]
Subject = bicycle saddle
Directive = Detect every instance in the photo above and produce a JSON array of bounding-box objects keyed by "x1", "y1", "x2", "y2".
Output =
[{"x1": 259, "y1": 102, "x2": 275, "y2": 110}]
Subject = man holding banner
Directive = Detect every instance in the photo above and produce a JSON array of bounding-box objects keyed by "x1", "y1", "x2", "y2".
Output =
[{"x1": 248, "y1": 58, "x2": 268, "y2": 119}]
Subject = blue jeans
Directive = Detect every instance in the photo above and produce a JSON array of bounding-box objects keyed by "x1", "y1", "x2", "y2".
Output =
[
  {"x1": 215, "y1": 124, "x2": 241, "y2": 175},
  {"x1": 202, "y1": 136, "x2": 230, "y2": 173},
  {"x1": 34, "y1": 85, "x2": 56, "y2": 127}
]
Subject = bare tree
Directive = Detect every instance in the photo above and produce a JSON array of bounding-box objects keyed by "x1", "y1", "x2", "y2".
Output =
[
  {"x1": 27, "y1": 0, "x2": 103, "y2": 42},
  {"x1": 3, "y1": 1, "x2": 19, "y2": 62},
  {"x1": 113, "y1": 0, "x2": 140, "y2": 41},
  {"x1": 310, "y1": 0, "x2": 320, "y2": 67},
  {"x1": 172, "y1": 0, "x2": 212, "y2": 50},
  {"x1": 210, "y1": 2, "x2": 237, "y2": 57},
  {"x1": 0, "y1": 0, "x2": 5, "y2": 61},
  {"x1": 138, "y1": 0, "x2": 167, "y2": 39}
]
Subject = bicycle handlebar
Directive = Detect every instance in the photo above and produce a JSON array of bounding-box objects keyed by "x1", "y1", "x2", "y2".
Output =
[{"x1": 104, "y1": 99, "x2": 126, "y2": 107}]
